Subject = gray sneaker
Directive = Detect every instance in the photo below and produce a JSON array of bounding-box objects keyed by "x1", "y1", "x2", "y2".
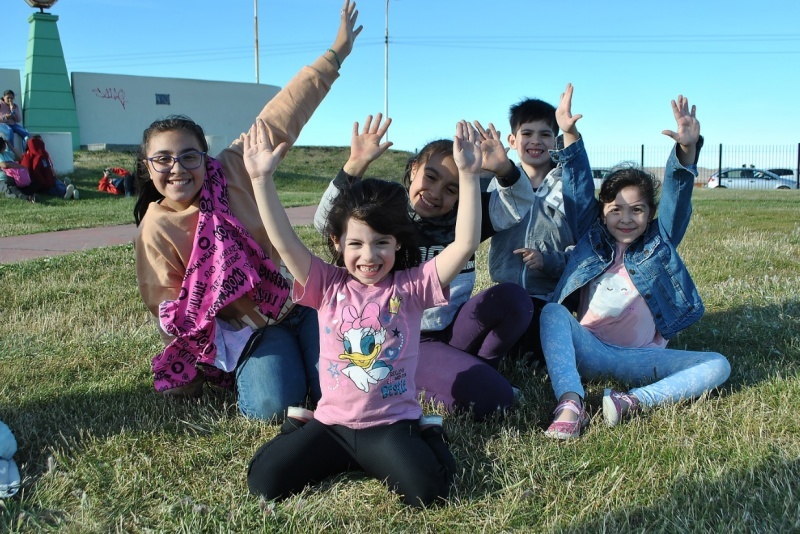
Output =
[
  {"x1": 64, "y1": 184, "x2": 75, "y2": 200},
  {"x1": 72, "y1": 188, "x2": 80, "y2": 200}
]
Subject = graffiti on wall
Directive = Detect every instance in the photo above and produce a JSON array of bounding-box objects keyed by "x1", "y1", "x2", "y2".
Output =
[{"x1": 91, "y1": 87, "x2": 127, "y2": 110}]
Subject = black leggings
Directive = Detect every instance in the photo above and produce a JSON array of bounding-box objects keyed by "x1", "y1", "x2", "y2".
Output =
[{"x1": 247, "y1": 418, "x2": 454, "y2": 507}]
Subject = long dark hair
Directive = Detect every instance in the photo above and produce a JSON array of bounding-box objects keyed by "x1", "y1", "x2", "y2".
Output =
[
  {"x1": 323, "y1": 178, "x2": 421, "y2": 271},
  {"x1": 133, "y1": 115, "x2": 209, "y2": 226}
]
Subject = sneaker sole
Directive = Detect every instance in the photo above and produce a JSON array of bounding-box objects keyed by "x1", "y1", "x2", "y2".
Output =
[{"x1": 602, "y1": 388, "x2": 621, "y2": 427}]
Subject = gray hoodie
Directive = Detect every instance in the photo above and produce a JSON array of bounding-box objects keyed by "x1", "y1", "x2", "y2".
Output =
[{"x1": 486, "y1": 136, "x2": 590, "y2": 299}]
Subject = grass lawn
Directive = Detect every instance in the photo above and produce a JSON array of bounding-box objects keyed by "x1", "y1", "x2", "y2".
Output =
[{"x1": 0, "y1": 148, "x2": 798, "y2": 531}]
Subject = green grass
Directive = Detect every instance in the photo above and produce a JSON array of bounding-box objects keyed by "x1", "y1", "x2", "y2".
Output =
[{"x1": 0, "y1": 150, "x2": 799, "y2": 532}]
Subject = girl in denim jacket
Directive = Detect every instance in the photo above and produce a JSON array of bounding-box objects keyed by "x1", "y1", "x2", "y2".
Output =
[{"x1": 540, "y1": 94, "x2": 731, "y2": 440}]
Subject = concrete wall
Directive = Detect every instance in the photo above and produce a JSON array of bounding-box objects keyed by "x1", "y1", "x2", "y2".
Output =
[
  {"x1": 0, "y1": 69, "x2": 22, "y2": 99},
  {"x1": 71, "y1": 72, "x2": 280, "y2": 154}
]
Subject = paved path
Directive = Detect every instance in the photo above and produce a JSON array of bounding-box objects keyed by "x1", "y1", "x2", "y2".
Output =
[{"x1": 0, "y1": 205, "x2": 318, "y2": 264}]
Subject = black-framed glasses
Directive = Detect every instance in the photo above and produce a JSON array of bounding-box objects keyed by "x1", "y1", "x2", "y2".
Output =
[{"x1": 146, "y1": 150, "x2": 206, "y2": 173}]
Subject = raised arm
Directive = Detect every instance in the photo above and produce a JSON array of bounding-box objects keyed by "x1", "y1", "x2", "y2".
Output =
[
  {"x1": 244, "y1": 119, "x2": 313, "y2": 286},
  {"x1": 313, "y1": 113, "x2": 391, "y2": 233},
  {"x1": 434, "y1": 121, "x2": 482, "y2": 287},
  {"x1": 555, "y1": 83, "x2": 583, "y2": 149},
  {"x1": 658, "y1": 95, "x2": 700, "y2": 245},
  {"x1": 342, "y1": 113, "x2": 393, "y2": 176}
]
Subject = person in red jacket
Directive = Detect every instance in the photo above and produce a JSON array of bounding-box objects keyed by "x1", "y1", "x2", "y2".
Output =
[{"x1": 21, "y1": 135, "x2": 79, "y2": 200}]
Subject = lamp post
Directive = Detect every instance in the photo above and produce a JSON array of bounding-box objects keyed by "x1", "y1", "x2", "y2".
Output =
[
  {"x1": 384, "y1": 0, "x2": 389, "y2": 142},
  {"x1": 254, "y1": 0, "x2": 260, "y2": 83},
  {"x1": 24, "y1": 0, "x2": 58, "y2": 13}
]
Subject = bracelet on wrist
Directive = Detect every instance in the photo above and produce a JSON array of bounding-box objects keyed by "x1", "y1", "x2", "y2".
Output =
[{"x1": 326, "y1": 48, "x2": 342, "y2": 68}]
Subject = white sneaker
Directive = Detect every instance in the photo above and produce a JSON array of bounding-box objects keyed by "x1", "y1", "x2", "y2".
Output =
[
  {"x1": 64, "y1": 184, "x2": 75, "y2": 200},
  {"x1": 72, "y1": 188, "x2": 80, "y2": 200}
]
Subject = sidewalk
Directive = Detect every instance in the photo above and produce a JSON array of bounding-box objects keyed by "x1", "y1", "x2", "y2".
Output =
[{"x1": 0, "y1": 205, "x2": 318, "y2": 264}]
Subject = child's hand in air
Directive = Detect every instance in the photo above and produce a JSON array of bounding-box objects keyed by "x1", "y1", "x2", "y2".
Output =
[
  {"x1": 474, "y1": 120, "x2": 513, "y2": 176},
  {"x1": 243, "y1": 118, "x2": 288, "y2": 183},
  {"x1": 330, "y1": 0, "x2": 363, "y2": 63},
  {"x1": 662, "y1": 95, "x2": 699, "y2": 147},
  {"x1": 453, "y1": 120, "x2": 482, "y2": 176},
  {"x1": 662, "y1": 95, "x2": 699, "y2": 166},
  {"x1": 344, "y1": 113, "x2": 393, "y2": 176},
  {"x1": 556, "y1": 83, "x2": 583, "y2": 136}
]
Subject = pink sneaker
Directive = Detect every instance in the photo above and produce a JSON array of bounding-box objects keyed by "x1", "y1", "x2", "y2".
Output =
[
  {"x1": 602, "y1": 388, "x2": 640, "y2": 427},
  {"x1": 544, "y1": 398, "x2": 589, "y2": 440}
]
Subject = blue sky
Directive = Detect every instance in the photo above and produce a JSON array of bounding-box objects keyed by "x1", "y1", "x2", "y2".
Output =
[{"x1": 3, "y1": 0, "x2": 799, "y2": 164}]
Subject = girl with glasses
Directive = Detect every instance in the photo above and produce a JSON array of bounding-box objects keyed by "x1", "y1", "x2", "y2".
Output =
[{"x1": 132, "y1": 1, "x2": 362, "y2": 422}]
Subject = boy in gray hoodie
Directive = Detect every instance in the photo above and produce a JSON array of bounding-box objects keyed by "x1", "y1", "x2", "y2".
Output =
[{"x1": 477, "y1": 84, "x2": 588, "y2": 364}]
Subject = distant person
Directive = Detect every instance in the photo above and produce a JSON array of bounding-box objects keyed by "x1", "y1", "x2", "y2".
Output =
[
  {"x1": 474, "y1": 84, "x2": 586, "y2": 366},
  {"x1": 0, "y1": 137, "x2": 36, "y2": 202},
  {"x1": 313, "y1": 114, "x2": 533, "y2": 420},
  {"x1": 21, "y1": 135, "x2": 79, "y2": 200},
  {"x1": 132, "y1": 0, "x2": 362, "y2": 421},
  {"x1": 245, "y1": 119, "x2": 484, "y2": 507},
  {"x1": 540, "y1": 94, "x2": 730, "y2": 440},
  {"x1": 99, "y1": 167, "x2": 135, "y2": 197},
  {"x1": 0, "y1": 90, "x2": 31, "y2": 148}
]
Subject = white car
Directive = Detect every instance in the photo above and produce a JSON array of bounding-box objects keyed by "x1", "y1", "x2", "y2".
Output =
[
  {"x1": 707, "y1": 168, "x2": 797, "y2": 190},
  {"x1": 768, "y1": 168, "x2": 798, "y2": 183}
]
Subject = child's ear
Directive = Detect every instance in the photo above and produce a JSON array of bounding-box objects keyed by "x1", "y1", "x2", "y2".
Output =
[
  {"x1": 507, "y1": 133, "x2": 517, "y2": 149},
  {"x1": 331, "y1": 234, "x2": 341, "y2": 252}
]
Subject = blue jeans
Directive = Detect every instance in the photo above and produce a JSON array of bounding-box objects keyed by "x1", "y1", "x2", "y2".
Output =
[
  {"x1": 540, "y1": 303, "x2": 730, "y2": 407},
  {"x1": 44, "y1": 180, "x2": 67, "y2": 198},
  {"x1": 0, "y1": 124, "x2": 29, "y2": 146},
  {"x1": 235, "y1": 305, "x2": 321, "y2": 420}
]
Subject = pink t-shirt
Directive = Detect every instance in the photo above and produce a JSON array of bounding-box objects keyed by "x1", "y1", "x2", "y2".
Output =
[
  {"x1": 579, "y1": 243, "x2": 667, "y2": 349},
  {"x1": 294, "y1": 256, "x2": 449, "y2": 429}
]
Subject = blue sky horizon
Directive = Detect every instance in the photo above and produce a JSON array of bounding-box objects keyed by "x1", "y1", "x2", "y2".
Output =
[{"x1": 3, "y1": 0, "x2": 799, "y2": 168}]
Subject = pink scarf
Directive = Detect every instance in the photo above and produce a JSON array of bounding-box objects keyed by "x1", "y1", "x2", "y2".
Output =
[{"x1": 151, "y1": 157, "x2": 290, "y2": 393}]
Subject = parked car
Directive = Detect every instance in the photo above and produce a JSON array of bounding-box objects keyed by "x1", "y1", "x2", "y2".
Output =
[
  {"x1": 592, "y1": 167, "x2": 612, "y2": 189},
  {"x1": 768, "y1": 168, "x2": 798, "y2": 183},
  {"x1": 707, "y1": 168, "x2": 797, "y2": 190}
]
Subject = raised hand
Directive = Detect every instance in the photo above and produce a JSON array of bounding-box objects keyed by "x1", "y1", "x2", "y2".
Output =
[
  {"x1": 662, "y1": 95, "x2": 699, "y2": 148},
  {"x1": 330, "y1": 0, "x2": 363, "y2": 63},
  {"x1": 243, "y1": 118, "x2": 289, "y2": 182},
  {"x1": 556, "y1": 83, "x2": 583, "y2": 136},
  {"x1": 453, "y1": 120, "x2": 482, "y2": 175},
  {"x1": 474, "y1": 120, "x2": 513, "y2": 176},
  {"x1": 344, "y1": 113, "x2": 393, "y2": 176}
]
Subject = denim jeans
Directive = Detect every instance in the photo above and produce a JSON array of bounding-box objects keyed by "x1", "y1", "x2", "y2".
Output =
[
  {"x1": 540, "y1": 303, "x2": 730, "y2": 407},
  {"x1": 235, "y1": 305, "x2": 321, "y2": 420}
]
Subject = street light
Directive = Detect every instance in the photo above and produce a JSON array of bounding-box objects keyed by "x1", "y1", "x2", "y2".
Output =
[
  {"x1": 384, "y1": 0, "x2": 389, "y2": 141},
  {"x1": 24, "y1": 0, "x2": 59, "y2": 13}
]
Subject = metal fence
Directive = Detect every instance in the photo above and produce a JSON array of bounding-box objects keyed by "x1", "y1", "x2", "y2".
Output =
[{"x1": 586, "y1": 143, "x2": 800, "y2": 190}]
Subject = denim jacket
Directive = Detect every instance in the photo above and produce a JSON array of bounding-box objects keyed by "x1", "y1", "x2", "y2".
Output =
[{"x1": 550, "y1": 140, "x2": 704, "y2": 340}]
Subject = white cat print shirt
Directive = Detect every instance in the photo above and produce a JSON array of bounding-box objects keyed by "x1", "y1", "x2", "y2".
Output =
[{"x1": 579, "y1": 244, "x2": 667, "y2": 349}]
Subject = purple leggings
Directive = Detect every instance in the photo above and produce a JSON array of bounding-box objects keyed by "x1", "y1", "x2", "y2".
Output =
[{"x1": 415, "y1": 282, "x2": 533, "y2": 419}]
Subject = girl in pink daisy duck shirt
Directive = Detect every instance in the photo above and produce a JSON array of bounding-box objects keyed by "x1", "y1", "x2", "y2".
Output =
[{"x1": 243, "y1": 118, "x2": 483, "y2": 507}]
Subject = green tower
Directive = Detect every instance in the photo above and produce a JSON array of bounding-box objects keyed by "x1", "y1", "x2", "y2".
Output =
[{"x1": 23, "y1": 10, "x2": 80, "y2": 149}]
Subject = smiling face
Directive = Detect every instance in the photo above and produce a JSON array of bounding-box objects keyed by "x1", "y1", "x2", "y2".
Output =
[
  {"x1": 601, "y1": 186, "x2": 653, "y2": 244},
  {"x1": 406, "y1": 153, "x2": 460, "y2": 218},
  {"x1": 334, "y1": 218, "x2": 399, "y2": 285},
  {"x1": 144, "y1": 129, "x2": 206, "y2": 211},
  {"x1": 508, "y1": 119, "x2": 556, "y2": 177}
]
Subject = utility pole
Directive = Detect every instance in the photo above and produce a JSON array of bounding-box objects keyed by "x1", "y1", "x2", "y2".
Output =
[{"x1": 254, "y1": 0, "x2": 260, "y2": 83}]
